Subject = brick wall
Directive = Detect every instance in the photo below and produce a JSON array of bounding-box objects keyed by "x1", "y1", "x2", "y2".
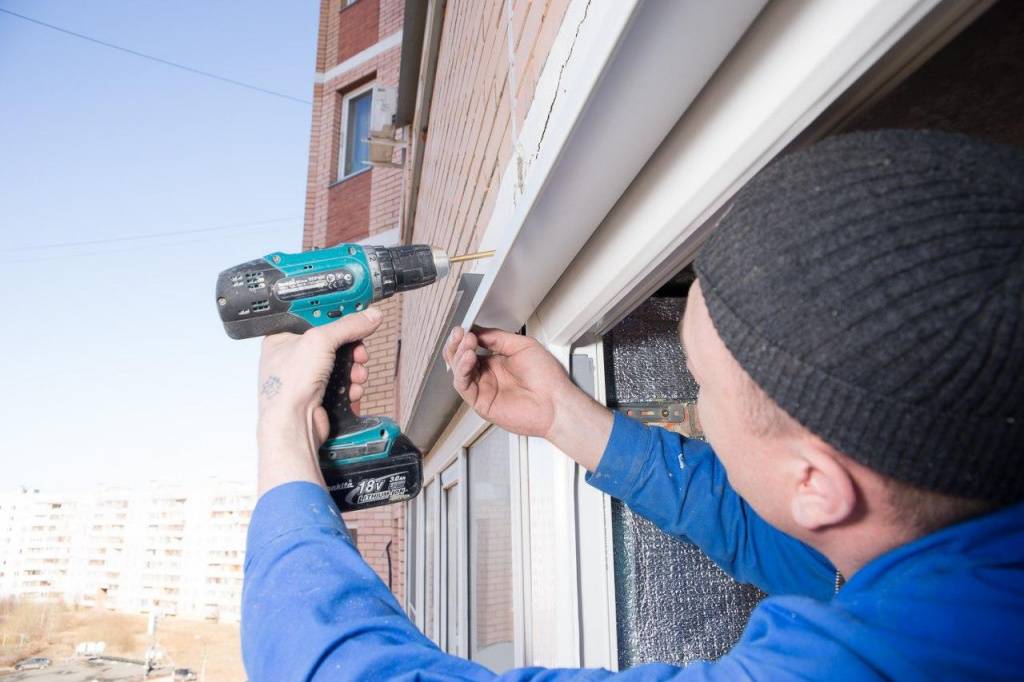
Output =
[
  {"x1": 338, "y1": 0, "x2": 380, "y2": 63},
  {"x1": 301, "y1": 0, "x2": 407, "y2": 602},
  {"x1": 398, "y1": 0, "x2": 571, "y2": 427},
  {"x1": 326, "y1": 169, "x2": 372, "y2": 244}
]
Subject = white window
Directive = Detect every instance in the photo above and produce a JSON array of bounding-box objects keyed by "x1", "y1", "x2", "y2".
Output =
[
  {"x1": 409, "y1": 414, "x2": 527, "y2": 671},
  {"x1": 338, "y1": 83, "x2": 374, "y2": 180},
  {"x1": 405, "y1": 493, "x2": 419, "y2": 622},
  {"x1": 440, "y1": 458, "x2": 466, "y2": 655},
  {"x1": 422, "y1": 481, "x2": 438, "y2": 640},
  {"x1": 468, "y1": 427, "x2": 515, "y2": 671}
]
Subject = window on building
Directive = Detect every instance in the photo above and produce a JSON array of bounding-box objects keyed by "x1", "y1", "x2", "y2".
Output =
[
  {"x1": 406, "y1": 498, "x2": 419, "y2": 621},
  {"x1": 423, "y1": 480, "x2": 437, "y2": 641},
  {"x1": 468, "y1": 427, "x2": 515, "y2": 672},
  {"x1": 444, "y1": 484, "x2": 460, "y2": 651},
  {"x1": 440, "y1": 459, "x2": 465, "y2": 656},
  {"x1": 339, "y1": 85, "x2": 373, "y2": 179}
]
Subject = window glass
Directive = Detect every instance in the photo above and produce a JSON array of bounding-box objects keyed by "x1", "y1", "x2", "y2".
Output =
[
  {"x1": 344, "y1": 90, "x2": 372, "y2": 176},
  {"x1": 444, "y1": 483, "x2": 460, "y2": 653},
  {"x1": 527, "y1": 443, "x2": 558, "y2": 663},
  {"x1": 407, "y1": 499, "x2": 418, "y2": 616},
  {"x1": 424, "y1": 481, "x2": 436, "y2": 641},
  {"x1": 468, "y1": 427, "x2": 514, "y2": 672}
]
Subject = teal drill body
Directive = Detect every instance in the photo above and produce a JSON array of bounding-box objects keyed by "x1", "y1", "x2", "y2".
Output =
[{"x1": 215, "y1": 243, "x2": 451, "y2": 511}]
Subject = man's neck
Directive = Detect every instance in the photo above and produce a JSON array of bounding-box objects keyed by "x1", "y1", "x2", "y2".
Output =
[{"x1": 816, "y1": 522, "x2": 922, "y2": 579}]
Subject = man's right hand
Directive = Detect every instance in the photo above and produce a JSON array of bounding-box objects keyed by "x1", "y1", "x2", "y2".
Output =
[{"x1": 443, "y1": 326, "x2": 613, "y2": 471}]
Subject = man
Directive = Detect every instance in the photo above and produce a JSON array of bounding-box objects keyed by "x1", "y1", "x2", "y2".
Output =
[{"x1": 242, "y1": 130, "x2": 1023, "y2": 680}]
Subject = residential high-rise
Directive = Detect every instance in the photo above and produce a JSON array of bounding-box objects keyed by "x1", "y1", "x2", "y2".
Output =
[{"x1": 0, "y1": 481, "x2": 253, "y2": 624}]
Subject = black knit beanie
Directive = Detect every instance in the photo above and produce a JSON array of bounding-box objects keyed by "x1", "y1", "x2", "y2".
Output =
[{"x1": 695, "y1": 129, "x2": 1024, "y2": 502}]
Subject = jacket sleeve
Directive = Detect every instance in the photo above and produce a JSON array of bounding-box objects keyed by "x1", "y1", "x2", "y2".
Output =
[
  {"x1": 242, "y1": 482, "x2": 817, "y2": 682},
  {"x1": 242, "y1": 481, "x2": 494, "y2": 682},
  {"x1": 585, "y1": 412, "x2": 836, "y2": 600},
  {"x1": 242, "y1": 481, "x2": 855, "y2": 681}
]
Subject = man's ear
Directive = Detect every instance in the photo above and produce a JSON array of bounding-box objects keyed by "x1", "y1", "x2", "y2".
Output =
[{"x1": 788, "y1": 440, "x2": 857, "y2": 531}]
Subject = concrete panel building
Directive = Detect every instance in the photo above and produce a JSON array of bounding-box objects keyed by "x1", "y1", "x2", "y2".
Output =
[{"x1": 0, "y1": 481, "x2": 253, "y2": 624}]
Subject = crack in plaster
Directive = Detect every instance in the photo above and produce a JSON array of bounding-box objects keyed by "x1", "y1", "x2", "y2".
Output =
[{"x1": 533, "y1": 0, "x2": 592, "y2": 162}]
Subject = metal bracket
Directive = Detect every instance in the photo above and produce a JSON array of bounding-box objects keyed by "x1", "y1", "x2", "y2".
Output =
[{"x1": 614, "y1": 401, "x2": 703, "y2": 439}]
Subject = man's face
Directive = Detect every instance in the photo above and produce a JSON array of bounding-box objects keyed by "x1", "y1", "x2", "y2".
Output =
[{"x1": 681, "y1": 280, "x2": 795, "y2": 533}]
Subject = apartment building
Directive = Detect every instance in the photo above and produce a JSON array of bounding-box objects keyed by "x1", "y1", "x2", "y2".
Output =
[
  {"x1": 383, "y1": 0, "x2": 1023, "y2": 674},
  {"x1": 300, "y1": 0, "x2": 408, "y2": 598},
  {"x1": 0, "y1": 481, "x2": 253, "y2": 623}
]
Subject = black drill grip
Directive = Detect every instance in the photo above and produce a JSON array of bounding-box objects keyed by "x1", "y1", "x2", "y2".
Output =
[{"x1": 323, "y1": 342, "x2": 359, "y2": 439}]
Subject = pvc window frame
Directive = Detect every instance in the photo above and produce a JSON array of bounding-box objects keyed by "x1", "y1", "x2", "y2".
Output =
[
  {"x1": 439, "y1": 455, "x2": 466, "y2": 656},
  {"x1": 337, "y1": 81, "x2": 375, "y2": 181},
  {"x1": 413, "y1": 407, "x2": 529, "y2": 669}
]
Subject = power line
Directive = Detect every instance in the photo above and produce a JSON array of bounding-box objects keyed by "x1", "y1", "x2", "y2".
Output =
[
  {"x1": 1, "y1": 217, "x2": 301, "y2": 253},
  {"x1": 0, "y1": 8, "x2": 312, "y2": 105},
  {"x1": 7, "y1": 224, "x2": 299, "y2": 265}
]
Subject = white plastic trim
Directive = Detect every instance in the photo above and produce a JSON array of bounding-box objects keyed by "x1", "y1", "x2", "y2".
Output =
[
  {"x1": 461, "y1": 0, "x2": 767, "y2": 333},
  {"x1": 533, "y1": 0, "x2": 949, "y2": 346}
]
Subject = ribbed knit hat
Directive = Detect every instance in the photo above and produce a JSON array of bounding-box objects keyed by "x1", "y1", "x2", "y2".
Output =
[{"x1": 695, "y1": 129, "x2": 1024, "y2": 502}]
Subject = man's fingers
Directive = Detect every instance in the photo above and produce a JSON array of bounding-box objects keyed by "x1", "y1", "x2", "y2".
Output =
[
  {"x1": 313, "y1": 307, "x2": 383, "y2": 349},
  {"x1": 450, "y1": 331, "x2": 478, "y2": 375},
  {"x1": 350, "y1": 362, "x2": 368, "y2": 385},
  {"x1": 349, "y1": 383, "x2": 365, "y2": 403},
  {"x1": 474, "y1": 327, "x2": 534, "y2": 356},
  {"x1": 443, "y1": 327, "x2": 465, "y2": 366},
  {"x1": 452, "y1": 339, "x2": 480, "y2": 404},
  {"x1": 352, "y1": 342, "x2": 369, "y2": 364}
]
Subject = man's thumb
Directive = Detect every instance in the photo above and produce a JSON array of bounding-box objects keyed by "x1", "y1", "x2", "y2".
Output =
[{"x1": 318, "y1": 307, "x2": 383, "y2": 347}]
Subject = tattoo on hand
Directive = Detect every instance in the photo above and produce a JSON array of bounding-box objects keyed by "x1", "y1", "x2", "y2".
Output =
[{"x1": 261, "y1": 375, "x2": 282, "y2": 400}]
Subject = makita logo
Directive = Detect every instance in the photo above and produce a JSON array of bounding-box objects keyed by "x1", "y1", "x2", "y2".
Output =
[{"x1": 344, "y1": 474, "x2": 407, "y2": 507}]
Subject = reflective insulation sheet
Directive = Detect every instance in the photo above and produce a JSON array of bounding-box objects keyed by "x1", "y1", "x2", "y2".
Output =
[{"x1": 604, "y1": 296, "x2": 764, "y2": 668}]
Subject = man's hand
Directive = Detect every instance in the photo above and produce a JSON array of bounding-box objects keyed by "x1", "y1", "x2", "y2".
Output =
[
  {"x1": 256, "y1": 307, "x2": 382, "y2": 495},
  {"x1": 444, "y1": 326, "x2": 613, "y2": 471}
]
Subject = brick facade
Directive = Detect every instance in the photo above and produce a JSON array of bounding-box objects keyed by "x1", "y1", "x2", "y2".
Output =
[
  {"x1": 302, "y1": 0, "x2": 406, "y2": 601},
  {"x1": 338, "y1": 0, "x2": 380, "y2": 63},
  {"x1": 326, "y1": 169, "x2": 372, "y2": 244},
  {"x1": 398, "y1": 0, "x2": 571, "y2": 427},
  {"x1": 301, "y1": 0, "x2": 573, "y2": 612}
]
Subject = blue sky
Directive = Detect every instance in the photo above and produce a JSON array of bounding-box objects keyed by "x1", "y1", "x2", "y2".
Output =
[{"x1": 0, "y1": 1, "x2": 319, "y2": 489}]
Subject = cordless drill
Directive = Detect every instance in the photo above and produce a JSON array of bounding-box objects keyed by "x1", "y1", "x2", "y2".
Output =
[{"x1": 215, "y1": 243, "x2": 458, "y2": 512}]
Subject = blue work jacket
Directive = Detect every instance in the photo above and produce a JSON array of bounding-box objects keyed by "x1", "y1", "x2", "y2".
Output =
[{"x1": 242, "y1": 412, "x2": 1024, "y2": 680}]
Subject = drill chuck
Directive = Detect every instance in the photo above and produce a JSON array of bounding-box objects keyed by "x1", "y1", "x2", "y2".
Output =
[{"x1": 365, "y1": 244, "x2": 450, "y2": 299}]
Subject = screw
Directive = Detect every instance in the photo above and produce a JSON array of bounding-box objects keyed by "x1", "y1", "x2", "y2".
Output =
[
  {"x1": 217, "y1": 297, "x2": 227, "y2": 307},
  {"x1": 313, "y1": 310, "x2": 322, "y2": 318},
  {"x1": 272, "y1": 255, "x2": 281, "y2": 264}
]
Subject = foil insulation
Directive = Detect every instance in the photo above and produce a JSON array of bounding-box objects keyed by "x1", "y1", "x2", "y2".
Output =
[
  {"x1": 604, "y1": 297, "x2": 764, "y2": 668},
  {"x1": 605, "y1": 298, "x2": 700, "y2": 403}
]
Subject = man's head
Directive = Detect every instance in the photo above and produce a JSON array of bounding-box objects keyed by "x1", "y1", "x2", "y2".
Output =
[{"x1": 683, "y1": 130, "x2": 1024, "y2": 562}]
